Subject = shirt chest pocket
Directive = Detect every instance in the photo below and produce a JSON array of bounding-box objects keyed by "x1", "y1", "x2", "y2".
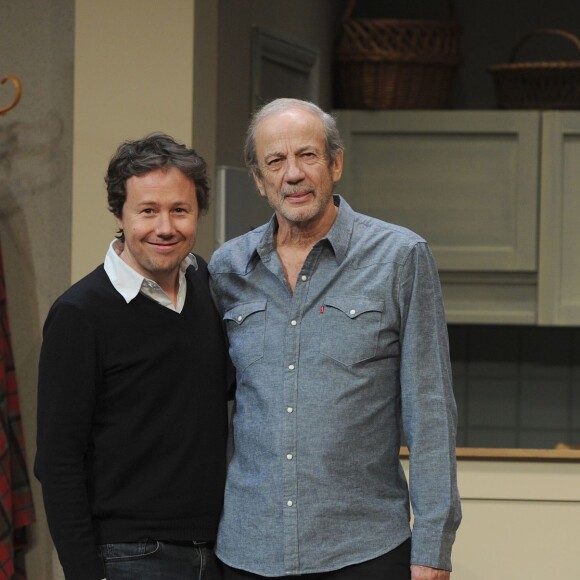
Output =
[
  {"x1": 224, "y1": 300, "x2": 267, "y2": 372},
  {"x1": 320, "y1": 297, "x2": 384, "y2": 366}
]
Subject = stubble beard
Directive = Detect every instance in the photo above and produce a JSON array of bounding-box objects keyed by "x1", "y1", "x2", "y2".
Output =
[{"x1": 274, "y1": 188, "x2": 328, "y2": 225}]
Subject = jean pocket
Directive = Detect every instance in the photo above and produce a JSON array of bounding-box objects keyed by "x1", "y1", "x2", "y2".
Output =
[
  {"x1": 224, "y1": 300, "x2": 267, "y2": 371},
  {"x1": 320, "y1": 296, "x2": 384, "y2": 366},
  {"x1": 100, "y1": 539, "x2": 160, "y2": 562}
]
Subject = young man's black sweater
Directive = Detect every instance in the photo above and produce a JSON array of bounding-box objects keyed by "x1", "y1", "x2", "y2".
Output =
[{"x1": 35, "y1": 259, "x2": 229, "y2": 580}]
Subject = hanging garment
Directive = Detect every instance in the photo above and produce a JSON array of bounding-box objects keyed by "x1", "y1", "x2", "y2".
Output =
[{"x1": 0, "y1": 245, "x2": 35, "y2": 579}]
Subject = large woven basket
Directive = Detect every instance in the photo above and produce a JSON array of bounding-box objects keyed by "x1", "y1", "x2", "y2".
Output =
[
  {"x1": 335, "y1": 0, "x2": 461, "y2": 109},
  {"x1": 488, "y1": 29, "x2": 580, "y2": 110}
]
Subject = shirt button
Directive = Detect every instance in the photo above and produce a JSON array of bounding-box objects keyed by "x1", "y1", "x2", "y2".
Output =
[
  {"x1": 301, "y1": 275, "x2": 307, "y2": 281},
  {"x1": 350, "y1": 309, "x2": 356, "y2": 315},
  {"x1": 291, "y1": 320, "x2": 297, "y2": 326},
  {"x1": 288, "y1": 364, "x2": 295, "y2": 370},
  {"x1": 287, "y1": 407, "x2": 293, "y2": 413},
  {"x1": 237, "y1": 315, "x2": 243, "y2": 322},
  {"x1": 286, "y1": 453, "x2": 293, "y2": 460},
  {"x1": 287, "y1": 500, "x2": 294, "y2": 507}
]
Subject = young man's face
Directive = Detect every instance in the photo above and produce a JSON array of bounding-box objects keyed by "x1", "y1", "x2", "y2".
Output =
[{"x1": 116, "y1": 166, "x2": 199, "y2": 289}]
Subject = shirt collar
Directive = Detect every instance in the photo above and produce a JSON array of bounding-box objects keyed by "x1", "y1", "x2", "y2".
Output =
[
  {"x1": 255, "y1": 195, "x2": 353, "y2": 266},
  {"x1": 322, "y1": 195, "x2": 353, "y2": 264},
  {"x1": 104, "y1": 239, "x2": 197, "y2": 303}
]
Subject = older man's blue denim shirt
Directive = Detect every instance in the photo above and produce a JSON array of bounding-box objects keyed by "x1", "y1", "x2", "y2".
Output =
[{"x1": 208, "y1": 196, "x2": 461, "y2": 576}]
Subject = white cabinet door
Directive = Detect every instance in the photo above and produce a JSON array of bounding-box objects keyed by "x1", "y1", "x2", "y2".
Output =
[
  {"x1": 538, "y1": 113, "x2": 580, "y2": 325},
  {"x1": 336, "y1": 111, "x2": 540, "y2": 272}
]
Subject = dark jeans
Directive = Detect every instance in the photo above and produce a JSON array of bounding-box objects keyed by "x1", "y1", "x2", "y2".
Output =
[
  {"x1": 220, "y1": 539, "x2": 411, "y2": 580},
  {"x1": 100, "y1": 539, "x2": 222, "y2": 580}
]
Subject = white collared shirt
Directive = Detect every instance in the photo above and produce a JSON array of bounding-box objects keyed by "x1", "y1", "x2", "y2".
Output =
[{"x1": 103, "y1": 239, "x2": 197, "y2": 313}]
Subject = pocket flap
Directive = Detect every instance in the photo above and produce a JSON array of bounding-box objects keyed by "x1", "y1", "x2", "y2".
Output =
[
  {"x1": 224, "y1": 300, "x2": 267, "y2": 325},
  {"x1": 324, "y1": 297, "x2": 383, "y2": 319}
]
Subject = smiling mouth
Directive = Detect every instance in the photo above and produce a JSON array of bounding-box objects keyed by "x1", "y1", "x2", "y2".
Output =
[
  {"x1": 284, "y1": 191, "x2": 312, "y2": 202},
  {"x1": 148, "y1": 241, "x2": 179, "y2": 250}
]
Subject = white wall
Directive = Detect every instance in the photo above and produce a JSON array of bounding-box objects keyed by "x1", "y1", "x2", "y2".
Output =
[{"x1": 72, "y1": 0, "x2": 197, "y2": 282}]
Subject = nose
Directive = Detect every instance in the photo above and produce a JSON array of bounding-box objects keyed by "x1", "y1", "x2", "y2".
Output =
[
  {"x1": 285, "y1": 156, "x2": 305, "y2": 183},
  {"x1": 155, "y1": 212, "x2": 175, "y2": 237}
]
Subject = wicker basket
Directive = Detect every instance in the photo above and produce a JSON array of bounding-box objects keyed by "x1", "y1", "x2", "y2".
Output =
[
  {"x1": 488, "y1": 29, "x2": 580, "y2": 110},
  {"x1": 335, "y1": 0, "x2": 461, "y2": 109}
]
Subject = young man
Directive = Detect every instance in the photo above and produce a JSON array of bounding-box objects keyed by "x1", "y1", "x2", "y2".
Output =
[
  {"x1": 209, "y1": 99, "x2": 462, "y2": 580},
  {"x1": 35, "y1": 133, "x2": 229, "y2": 580}
]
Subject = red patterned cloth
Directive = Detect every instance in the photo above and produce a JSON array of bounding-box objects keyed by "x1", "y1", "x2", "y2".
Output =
[{"x1": 0, "y1": 246, "x2": 35, "y2": 579}]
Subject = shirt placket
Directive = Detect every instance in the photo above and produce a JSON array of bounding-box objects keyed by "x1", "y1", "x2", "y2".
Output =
[{"x1": 281, "y1": 249, "x2": 319, "y2": 575}]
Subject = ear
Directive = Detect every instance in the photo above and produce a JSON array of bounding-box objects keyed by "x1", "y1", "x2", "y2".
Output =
[
  {"x1": 331, "y1": 150, "x2": 344, "y2": 185},
  {"x1": 252, "y1": 170, "x2": 267, "y2": 198}
]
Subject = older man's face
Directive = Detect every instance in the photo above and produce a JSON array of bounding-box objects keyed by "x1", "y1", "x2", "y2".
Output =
[{"x1": 253, "y1": 108, "x2": 343, "y2": 230}]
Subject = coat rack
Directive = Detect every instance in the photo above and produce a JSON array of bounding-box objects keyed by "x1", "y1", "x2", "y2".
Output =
[{"x1": 0, "y1": 75, "x2": 21, "y2": 115}]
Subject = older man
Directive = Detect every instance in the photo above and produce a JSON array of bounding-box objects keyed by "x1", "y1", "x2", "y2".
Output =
[{"x1": 209, "y1": 99, "x2": 461, "y2": 580}]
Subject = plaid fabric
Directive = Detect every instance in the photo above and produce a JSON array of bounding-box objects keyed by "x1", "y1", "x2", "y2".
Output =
[{"x1": 0, "y1": 246, "x2": 35, "y2": 579}]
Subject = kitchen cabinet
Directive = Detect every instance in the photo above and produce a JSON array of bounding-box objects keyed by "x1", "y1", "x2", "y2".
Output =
[
  {"x1": 538, "y1": 113, "x2": 580, "y2": 325},
  {"x1": 335, "y1": 110, "x2": 580, "y2": 325},
  {"x1": 432, "y1": 458, "x2": 580, "y2": 580}
]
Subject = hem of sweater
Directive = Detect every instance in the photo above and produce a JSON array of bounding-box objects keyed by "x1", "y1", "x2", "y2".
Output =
[
  {"x1": 95, "y1": 517, "x2": 219, "y2": 544},
  {"x1": 62, "y1": 555, "x2": 106, "y2": 580},
  {"x1": 215, "y1": 533, "x2": 411, "y2": 576}
]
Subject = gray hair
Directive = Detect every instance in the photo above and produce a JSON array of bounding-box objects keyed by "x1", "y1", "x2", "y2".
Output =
[{"x1": 244, "y1": 98, "x2": 344, "y2": 177}]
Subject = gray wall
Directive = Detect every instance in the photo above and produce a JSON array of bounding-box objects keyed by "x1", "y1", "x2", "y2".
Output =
[
  {"x1": 0, "y1": 0, "x2": 74, "y2": 577},
  {"x1": 338, "y1": 0, "x2": 580, "y2": 109},
  {"x1": 454, "y1": 0, "x2": 580, "y2": 109},
  {"x1": 216, "y1": 0, "x2": 345, "y2": 168},
  {"x1": 215, "y1": 0, "x2": 580, "y2": 169}
]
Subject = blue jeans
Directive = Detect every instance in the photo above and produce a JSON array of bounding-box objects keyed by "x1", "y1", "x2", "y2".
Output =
[{"x1": 100, "y1": 540, "x2": 222, "y2": 580}]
